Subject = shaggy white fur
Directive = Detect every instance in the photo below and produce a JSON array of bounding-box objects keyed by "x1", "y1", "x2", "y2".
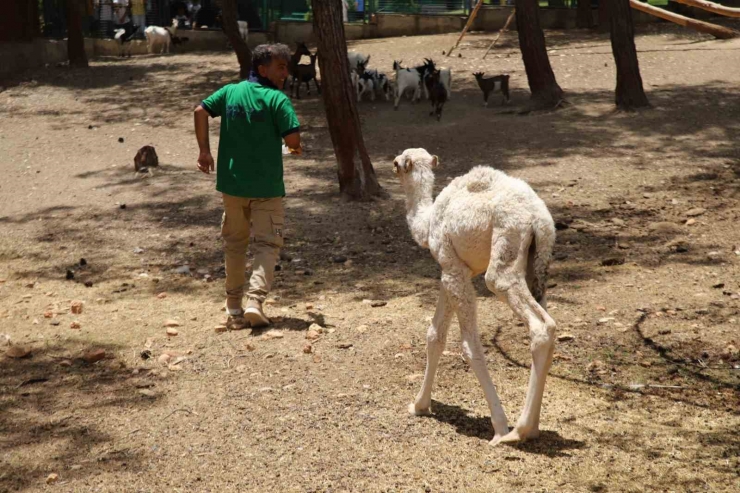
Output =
[{"x1": 393, "y1": 148, "x2": 557, "y2": 445}]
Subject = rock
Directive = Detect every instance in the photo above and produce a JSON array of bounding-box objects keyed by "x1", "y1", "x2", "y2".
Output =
[
  {"x1": 557, "y1": 333, "x2": 575, "y2": 342},
  {"x1": 118, "y1": 137, "x2": 124, "y2": 143},
  {"x1": 336, "y1": 343, "x2": 353, "y2": 349},
  {"x1": 313, "y1": 355, "x2": 322, "y2": 363},
  {"x1": 119, "y1": 204, "x2": 126, "y2": 210},
  {"x1": 707, "y1": 251, "x2": 722, "y2": 260},
  {"x1": 214, "y1": 325, "x2": 227, "y2": 333},
  {"x1": 84, "y1": 281, "x2": 93, "y2": 288},
  {"x1": 597, "y1": 317, "x2": 615, "y2": 325},
  {"x1": 611, "y1": 218, "x2": 625, "y2": 226},
  {"x1": 70, "y1": 321, "x2": 81, "y2": 329},
  {"x1": 261, "y1": 329, "x2": 285, "y2": 340},
  {"x1": 156, "y1": 292, "x2": 167, "y2": 299},
  {"x1": 713, "y1": 283, "x2": 725, "y2": 289},
  {"x1": 245, "y1": 343, "x2": 256, "y2": 351},
  {"x1": 50, "y1": 320, "x2": 60, "y2": 326},
  {"x1": 43, "y1": 311, "x2": 54, "y2": 319},
  {"x1": 6, "y1": 345, "x2": 31, "y2": 359},
  {"x1": 82, "y1": 349, "x2": 106, "y2": 364},
  {"x1": 139, "y1": 389, "x2": 156, "y2": 398},
  {"x1": 166, "y1": 328, "x2": 178, "y2": 336},
  {"x1": 71, "y1": 300, "x2": 83, "y2": 314},
  {"x1": 332, "y1": 255, "x2": 348, "y2": 264},
  {"x1": 46, "y1": 473, "x2": 59, "y2": 484},
  {"x1": 305, "y1": 303, "x2": 314, "y2": 310},
  {"x1": 721, "y1": 345, "x2": 738, "y2": 360},
  {"x1": 685, "y1": 218, "x2": 696, "y2": 226},
  {"x1": 685, "y1": 207, "x2": 706, "y2": 217},
  {"x1": 601, "y1": 257, "x2": 625, "y2": 267},
  {"x1": 134, "y1": 145, "x2": 159, "y2": 172},
  {"x1": 303, "y1": 343, "x2": 313, "y2": 354},
  {"x1": 355, "y1": 324, "x2": 368, "y2": 333},
  {"x1": 66, "y1": 269, "x2": 75, "y2": 280},
  {"x1": 79, "y1": 258, "x2": 87, "y2": 267},
  {"x1": 587, "y1": 359, "x2": 606, "y2": 373},
  {"x1": 163, "y1": 320, "x2": 180, "y2": 328},
  {"x1": 305, "y1": 329, "x2": 321, "y2": 341},
  {"x1": 0, "y1": 334, "x2": 10, "y2": 346},
  {"x1": 174, "y1": 265, "x2": 191, "y2": 275},
  {"x1": 648, "y1": 222, "x2": 683, "y2": 235},
  {"x1": 554, "y1": 221, "x2": 570, "y2": 231},
  {"x1": 140, "y1": 349, "x2": 152, "y2": 360}
]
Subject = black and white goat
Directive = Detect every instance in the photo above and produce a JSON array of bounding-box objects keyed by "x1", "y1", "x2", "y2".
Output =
[
  {"x1": 114, "y1": 23, "x2": 139, "y2": 58},
  {"x1": 473, "y1": 72, "x2": 510, "y2": 107},
  {"x1": 421, "y1": 59, "x2": 451, "y2": 100},
  {"x1": 428, "y1": 69, "x2": 447, "y2": 121},
  {"x1": 291, "y1": 52, "x2": 320, "y2": 99}
]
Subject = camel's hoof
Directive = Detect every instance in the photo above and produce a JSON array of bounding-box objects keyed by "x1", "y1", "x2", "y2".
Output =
[
  {"x1": 490, "y1": 427, "x2": 539, "y2": 446},
  {"x1": 408, "y1": 402, "x2": 431, "y2": 416}
]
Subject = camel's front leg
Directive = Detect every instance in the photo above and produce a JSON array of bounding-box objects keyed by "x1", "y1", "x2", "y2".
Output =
[{"x1": 409, "y1": 286, "x2": 453, "y2": 416}]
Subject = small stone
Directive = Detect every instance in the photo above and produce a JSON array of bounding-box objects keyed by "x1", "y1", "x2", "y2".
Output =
[
  {"x1": 43, "y1": 310, "x2": 54, "y2": 319},
  {"x1": 596, "y1": 306, "x2": 606, "y2": 312},
  {"x1": 313, "y1": 355, "x2": 322, "y2": 363},
  {"x1": 262, "y1": 329, "x2": 284, "y2": 340},
  {"x1": 166, "y1": 328, "x2": 179, "y2": 336},
  {"x1": 66, "y1": 269, "x2": 75, "y2": 280},
  {"x1": 82, "y1": 349, "x2": 106, "y2": 364},
  {"x1": 214, "y1": 325, "x2": 227, "y2": 333},
  {"x1": 305, "y1": 329, "x2": 321, "y2": 341},
  {"x1": 303, "y1": 343, "x2": 313, "y2": 354},
  {"x1": 157, "y1": 292, "x2": 167, "y2": 299},
  {"x1": 46, "y1": 473, "x2": 59, "y2": 484},
  {"x1": 601, "y1": 257, "x2": 625, "y2": 267},
  {"x1": 84, "y1": 281, "x2": 93, "y2": 288},
  {"x1": 336, "y1": 343, "x2": 353, "y2": 349},
  {"x1": 332, "y1": 255, "x2": 348, "y2": 264},
  {"x1": 648, "y1": 222, "x2": 683, "y2": 235},
  {"x1": 70, "y1": 321, "x2": 81, "y2": 329},
  {"x1": 370, "y1": 300, "x2": 387, "y2": 308},
  {"x1": 6, "y1": 345, "x2": 31, "y2": 359},
  {"x1": 685, "y1": 207, "x2": 706, "y2": 217},
  {"x1": 71, "y1": 300, "x2": 83, "y2": 314},
  {"x1": 119, "y1": 204, "x2": 126, "y2": 210},
  {"x1": 685, "y1": 218, "x2": 696, "y2": 226},
  {"x1": 611, "y1": 218, "x2": 625, "y2": 226},
  {"x1": 587, "y1": 359, "x2": 606, "y2": 373},
  {"x1": 118, "y1": 137, "x2": 124, "y2": 143},
  {"x1": 139, "y1": 389, "x2": 156, "y2": 398},
  {"x1": 597, "y1": 317, "x2": 615, "y2": 325},
  {"x1": 140, "y1": 349, "x2": 152, "y2": 360},
  {"x1": 557, "y1": 334, "x2": 575, "y2": 342},
  {"x1": 355, "y1": 325, "x2": 368, "y2": 333},
  {"x1": 50, "y1": 320, "x2": 60, "y2": 326},
  {"x1": 713, "y1": 283, "x2": 725, "y2": 289},
  {"x1": 305, "y1": 303, "x2": 314, "y2": 310},
  {"x1": 163, "y1": 320, "x2": 180, "y2": 328},
  {"x1": 553, "y1": 353, "x2": 573, "y2": 362},
  {"x1": 245, "y1": 343, "x2": 256, "y2": 351},
  {"x1": 639, "y1": 360, "x2": 653, "y2": 368},
  {"x1": 263, "y1": 353, "x2": 275, "y2": 359}
]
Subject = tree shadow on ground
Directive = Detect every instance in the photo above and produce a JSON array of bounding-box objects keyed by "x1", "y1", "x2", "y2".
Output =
[{"x1": 0, "y1": 341, "x2": 157, "y2": 491}]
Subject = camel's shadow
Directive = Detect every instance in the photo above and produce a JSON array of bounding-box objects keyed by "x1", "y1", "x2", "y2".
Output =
[{"x1": 427, "y1": 401, "x2": 586, "y2": 457}]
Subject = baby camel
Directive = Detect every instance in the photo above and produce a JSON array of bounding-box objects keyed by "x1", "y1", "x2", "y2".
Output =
[{"x1": 393, "y1": 148, "x2": 557, "y2": 445}]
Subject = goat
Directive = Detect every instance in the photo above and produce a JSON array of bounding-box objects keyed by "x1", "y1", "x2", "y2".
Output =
[
  {"x1": 428, "y1": 69, "x2": 447, "y2": 121},
  {"x1": 292, "y1": 52, "x2": 320, "y2": 99},
  {"x1": 348, "y1": 52, "x2": 370, "y2": 73},
  {"x1": 421, "y1": 59, "x2": 452, "y2": 100},
  {"x1": 144, "y1": 18, "x2": 178, "y2": 54},
  {"x1": 287, "y1": 42, "x2": 312, "y2": 93},
  {"x1": 238, "y1": 20, "x2": 248, "y2": 43},
  {"x1": 357, "y1": 70, "x2": 376, "y2": 102},
  {"x1": 473, "y1": 72, "x2": 510, "y2": 107},
  {"x1": 392, "y1": 60, "x2": 421, "y2": 110},
  {"x1": 114, "y1": 23, "x2": 139, "y2": 58},
  {"x1": 368, "y1": 69, "x2": 391, "y2": 101}
]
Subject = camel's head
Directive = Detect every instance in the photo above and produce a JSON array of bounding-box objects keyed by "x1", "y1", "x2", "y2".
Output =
[{"x1": 393, "y1": 148, "x2": 439, "y2": 179}]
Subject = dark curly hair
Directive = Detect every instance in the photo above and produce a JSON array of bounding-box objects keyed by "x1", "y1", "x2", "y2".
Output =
[{"x1": 252, "y1": 44, "x2": 292, "y2": 72}]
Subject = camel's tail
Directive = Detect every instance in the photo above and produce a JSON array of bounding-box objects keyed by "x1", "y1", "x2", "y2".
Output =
[{"x1": 526, "y1": 221, "x2": 555, "y2": 307}]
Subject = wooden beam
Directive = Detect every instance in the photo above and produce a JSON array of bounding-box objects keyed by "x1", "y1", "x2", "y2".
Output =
[
  {"x1": 673, "y1": 0, "x2": 740, "y2": 18},
  {"x1": 630, "y1": 0, "x2": 740, "y2": 39},
  {"x1": 447, "y1": 0, "x2": 485, "y2": 57},
  {"x1": 483, "y1": 8, "x2": 516, "y2": 59}
]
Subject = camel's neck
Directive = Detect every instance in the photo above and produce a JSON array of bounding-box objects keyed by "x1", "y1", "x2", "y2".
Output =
[{"x1": 403, "y1": 171, "x2": 435, "y2": 249}]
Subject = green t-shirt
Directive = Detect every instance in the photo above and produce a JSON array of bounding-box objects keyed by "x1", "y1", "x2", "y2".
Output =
[{"x1": 201, "y1": 80, "x2": 300, "y2": 198}]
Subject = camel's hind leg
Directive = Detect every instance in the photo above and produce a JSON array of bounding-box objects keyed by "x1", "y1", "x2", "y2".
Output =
[
  {"x1": 440, "y1": 263, "x2": 510, "y2": 440},
  {"x1": 409, "y1": 285, "x2": 453, "y2": 416},
  {"x1": 485, "y1": 229, "x2": 556, "y2": 445}
]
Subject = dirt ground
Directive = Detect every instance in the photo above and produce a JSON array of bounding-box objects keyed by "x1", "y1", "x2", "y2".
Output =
[{"x1": 1, "y1": 22, "x2": 740, "y2": 492}]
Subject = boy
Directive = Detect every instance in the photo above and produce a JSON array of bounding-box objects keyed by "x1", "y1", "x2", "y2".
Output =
[{"x1": 194, "y1": 44, "x2": 301, "y2": 328}]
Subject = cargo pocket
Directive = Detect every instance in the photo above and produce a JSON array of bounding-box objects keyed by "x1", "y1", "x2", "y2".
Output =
[{"x1": 271, "y1": 215, "x2": 285, "y2": 246}]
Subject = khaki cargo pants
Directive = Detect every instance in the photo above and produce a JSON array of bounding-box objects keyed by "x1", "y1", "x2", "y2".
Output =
[{"x1": 221, "y1": 194, "x2": 284, "y2": 311}]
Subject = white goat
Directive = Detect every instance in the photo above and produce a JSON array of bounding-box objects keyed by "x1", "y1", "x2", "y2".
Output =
[
  {"x1": 237, "y1": 20, "x2": 248, "y2": 43},
  {"x1": 114, "y1": 23, "x2": 139, "y2": 58},
  {"x1": 393, "y1": 60, "x2": 421, "y2": 110},
  {"x1": 144, "y1": 19, "x2": 178, "y2": 54},
  {"x1": 348, "y1": 52, "x2": 370, "y2": 73}
]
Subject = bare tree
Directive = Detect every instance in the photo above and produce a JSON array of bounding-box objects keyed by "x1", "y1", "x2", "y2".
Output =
[
  {"x1": 607, "y1": 0, "x2": 650, "y2": 109},
  {"x1": 221, "y1": 0, "x2": 251, "y2": 79},
  {"x1": 66, "y1": 0, "x2": 88, "y2": 68},
  {"x1": 311, "y1": 0, "x2": 381, "y2": 200},
  {"x1": 514, "y1": 0, "x2": 563, "y2": 108}
]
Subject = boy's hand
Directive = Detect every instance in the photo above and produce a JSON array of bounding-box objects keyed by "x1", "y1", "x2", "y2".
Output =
[
  {"x1": 197, "y1": 151, "x2": 215, "y2": 174},
  {"x1": 289, "y1": 145, "x2": 303, "y2": 156}
]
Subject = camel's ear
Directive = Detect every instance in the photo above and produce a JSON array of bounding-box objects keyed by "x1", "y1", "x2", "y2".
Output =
[
  {"x1": 431, "y1": 155, "x2": 439, "y2": 168},
  {"x1": 404, "y1": 156, "x2": 413, "y2": 173}
]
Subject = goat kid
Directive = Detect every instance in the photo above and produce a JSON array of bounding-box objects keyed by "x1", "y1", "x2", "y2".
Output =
[
  {"x1": 292, "y1": 52, "x2": 320, "y2": 99},
  {"x1": 287, "y1": 42, "x2": 312, "y2": 93},
  {"x1": 473, "y1": 72, "x2": 510, "y2": 107},
  {"x1": 114, "y1": 23, "x2": 139, "y2": 58},
  {"x1": 428, "y1": 70, "x2": 447, "y2": 121},
  {"x1": 392, "y1": 60, "x2": 421, "y2": 110},
  {"x1": 421, "y1": 59, "x2": 451, "y2": 100},
  {"x1": 144, "y1": 18, "x2": 178, "y2": 54}
]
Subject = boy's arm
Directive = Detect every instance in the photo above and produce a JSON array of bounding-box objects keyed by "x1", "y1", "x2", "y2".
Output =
[{"x1": 194, "y1": 105, "x2": 214, "y2": 174}]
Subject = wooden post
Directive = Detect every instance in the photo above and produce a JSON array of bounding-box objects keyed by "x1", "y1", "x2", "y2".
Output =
[
  {"x1": 482, "y1": 8, "x2": 516, "y2": 59},
  {"x1": 630, "y1": 0, "x2": 740, "y2": 39},
  {"x1": 446, "y1": 0, "x2": 485, "y2": 57},
  {"x1": 672, "y1": 0, "x2": 740, "y2": 18}
]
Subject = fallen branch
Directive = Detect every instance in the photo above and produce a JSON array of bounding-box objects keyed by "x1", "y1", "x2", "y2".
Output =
[{"x1": 483, "y1": 9, "x2": 516, "y2": 59}]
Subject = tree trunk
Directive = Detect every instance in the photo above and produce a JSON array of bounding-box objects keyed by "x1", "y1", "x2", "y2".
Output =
[
  {"x1": 608, "y1": 0, "x2": 650, "y2": 109},
  {"x1": 312, "y1": 0, "x2": 381, "y2": 201},
  {"x1": 222, "y1": 0, "x2": 252, "y2": 79},
  {"x1": 598, "y1": 0, "x2": 610, "y2": 32},
  {"x1": 514, "y1": 0, "x2": 564, "y2": 108},
  {"x1": 577, "y1": 0, "x2": 595, "y2": 28},
  {"x1": 66, "y1": 0, "x2": 88, "y2": 68}
]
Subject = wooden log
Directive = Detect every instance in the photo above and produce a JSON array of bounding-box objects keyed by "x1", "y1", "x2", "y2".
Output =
[
  {"x1": 447, "y1": 0, "x2": 485, "y2": 57},
  {"x1": 630, "y1": 0, "x2": 740, "y2": 39},
  {"x1": 673, "y1": 0, "x2": 740, "y2": 18}
]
